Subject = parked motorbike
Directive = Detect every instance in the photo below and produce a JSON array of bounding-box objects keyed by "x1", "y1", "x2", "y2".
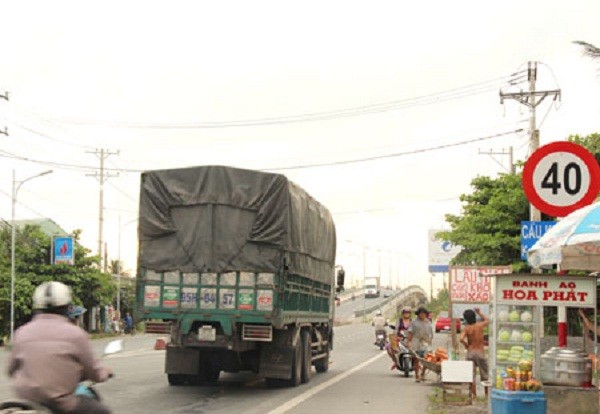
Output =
[
  {"x1": 0, "y1": 339, "x2": 122, "y2": 413},
  {"x1": 388, "y1": 326, "x2": 414, "y2": 378}
]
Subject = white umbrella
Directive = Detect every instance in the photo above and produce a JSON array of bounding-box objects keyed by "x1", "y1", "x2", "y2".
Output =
[{"x1": 527, "y1": 201, "x2": 600, "y2": 270}]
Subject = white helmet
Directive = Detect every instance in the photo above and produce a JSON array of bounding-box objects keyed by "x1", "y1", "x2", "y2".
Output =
[
  {"x1": 375, "y1": 310, "x2": 382, "y2": 316},
  {"x1": 33, "y1": 281, "x2": 72, "y2": 310}
]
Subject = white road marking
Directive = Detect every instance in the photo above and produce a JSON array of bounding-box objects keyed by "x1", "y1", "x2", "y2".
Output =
[{"x1": 267, "y1": 351, "x2": 387, "y2": 414}]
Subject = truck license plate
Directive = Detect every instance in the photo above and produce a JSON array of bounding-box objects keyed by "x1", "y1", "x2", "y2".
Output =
[{"x1": 198, "y1": 326, "x2": 216, "y2": 341}]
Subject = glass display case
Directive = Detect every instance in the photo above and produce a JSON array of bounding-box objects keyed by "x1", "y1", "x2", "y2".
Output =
[{"x1": 492, "y1": 304, "x2": 541, "y2": 389}]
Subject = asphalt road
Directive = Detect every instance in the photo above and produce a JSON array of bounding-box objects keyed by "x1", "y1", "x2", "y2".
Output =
[{"x1": 0, "y1": 324, "x2": 450, "y2": 414}]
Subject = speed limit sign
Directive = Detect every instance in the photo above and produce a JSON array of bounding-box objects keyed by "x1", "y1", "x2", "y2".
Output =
[{"x1": 523, "y1": 141, "x2": 600, "y2": 217}]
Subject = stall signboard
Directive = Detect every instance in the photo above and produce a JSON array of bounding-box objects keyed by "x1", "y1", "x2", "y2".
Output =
[
  {"x1": 496, "y1": 275, "x2": 596, "y2": 307},
  {"x1": 450, "y1": 265, "x2": 511, "y2": 302}
]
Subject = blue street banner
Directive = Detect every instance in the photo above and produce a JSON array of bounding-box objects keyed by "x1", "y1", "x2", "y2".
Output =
[
  {"x1": 520, "y1": 221, "x2": 556, "y2": 261},
  {"x1": 53, "y1": 236, "x2": 75, "y2": 265}
]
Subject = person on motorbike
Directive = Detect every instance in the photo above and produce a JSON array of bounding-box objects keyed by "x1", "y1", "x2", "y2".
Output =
[
  {"x1": 371, "y1": 310, "x2": 387, "y2": 344},
  {"x1": 395, "y1": 307, "x2": 412, "y2": 334},
  {"x1": 386, "y1": 307, "x2": 412, "y2": 369},
  {"x1": 7, "y1": 281, "x2": 114, "y2": 414},
  {"x1": 406, "y1": 306, "x2": 433, "y2": 382}
]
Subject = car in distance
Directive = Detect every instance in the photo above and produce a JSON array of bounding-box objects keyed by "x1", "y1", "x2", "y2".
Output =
[{"x1": 434, "y1": 311, "x2": 461, "y2": 333}]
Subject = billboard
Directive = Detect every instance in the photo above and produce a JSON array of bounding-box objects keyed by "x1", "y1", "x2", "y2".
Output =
[
  {"x1": 53, "y1": 236, "x2": 74, "y2": 265},
  {"x1": 428, "y1": 229, "x2": 461, "y2": 272}
]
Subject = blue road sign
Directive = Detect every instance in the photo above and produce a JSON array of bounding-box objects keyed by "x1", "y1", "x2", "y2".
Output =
[{"x1": 521, "y1": 221, "x2": 556, "y2": 261}]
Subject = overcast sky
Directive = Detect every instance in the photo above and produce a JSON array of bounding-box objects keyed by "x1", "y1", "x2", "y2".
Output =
[{"x1": 1, "y1": 1, "x2": 600, "y2": 293}]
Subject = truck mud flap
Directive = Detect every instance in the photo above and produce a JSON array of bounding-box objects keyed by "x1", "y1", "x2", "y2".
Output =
[
  {"x1": 259, "y1": 345, "x2": 295, "y2": 379},
  {"x1": 165, "y1": 345, "x2": 199, "y2": 375}
]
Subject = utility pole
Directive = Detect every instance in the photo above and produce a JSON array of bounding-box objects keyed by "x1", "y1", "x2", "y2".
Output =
[
  {"x1": 1, "y1": 91, "x2": 9, "y2": 136},
  {"x1": 500, "y1": 61, "x2": 561, "y2": 221},
  {"x1": 86, "y1": 148, "x2": 119, "y2": 271},
  {"x1": 478, "y1": 147, "x2": 515, "y2": 174},
  {"x1": 501, "y1": 61, "x2": 561, "y2": 344}
]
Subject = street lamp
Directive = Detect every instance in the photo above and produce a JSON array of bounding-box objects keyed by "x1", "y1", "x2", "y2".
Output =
[{"x1": 10, "y1": 169, "x2": 53, "y2": 340}]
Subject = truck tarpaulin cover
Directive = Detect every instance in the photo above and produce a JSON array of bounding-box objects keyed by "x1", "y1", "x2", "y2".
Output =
[{"x1": 138, "y1": 165, "x2": 336, "y2": 284}]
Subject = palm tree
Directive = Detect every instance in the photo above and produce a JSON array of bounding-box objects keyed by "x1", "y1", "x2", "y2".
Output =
[{"x1": 573, "y1": 41, "x2": 600, "y2": 59}]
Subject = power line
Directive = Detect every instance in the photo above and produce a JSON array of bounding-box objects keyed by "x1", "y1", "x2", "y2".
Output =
[
  {"x1": 45, "y1": 74, "x2": 524, "y2": 129},
  {"x1": 264, "y1": 129, "x2": 523, "y2": 171},
  {"x1": 0, "y1": 129, "x2": 523, "y2": 173},
  {"x1": 0, "y1": 187, "x2": 49, "y2": 219}
]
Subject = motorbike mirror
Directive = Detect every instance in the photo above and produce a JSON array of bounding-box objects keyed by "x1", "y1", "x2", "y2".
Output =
[
  {"x1": 388, "y1": 324, "x2": 396, "y2": 330},
  {"x1": 103, "y1": 339, "x2": 123, "y2": 356}
]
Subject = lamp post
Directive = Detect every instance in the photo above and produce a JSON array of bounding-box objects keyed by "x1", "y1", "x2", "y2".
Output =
[{"x1": 10, "y1": 169, "x2": 53, "y2": 340}]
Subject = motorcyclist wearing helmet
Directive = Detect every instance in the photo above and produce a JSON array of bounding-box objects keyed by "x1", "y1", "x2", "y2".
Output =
[
  {"x1": 371, "y1": 310, "x2": 387, "y2": 344},
  {"x1": 386, "y1": 307, "x2": 412, "y2": 369},
  {"x1": 7, "y1": 281, "x2": 113, "y2": 414}
]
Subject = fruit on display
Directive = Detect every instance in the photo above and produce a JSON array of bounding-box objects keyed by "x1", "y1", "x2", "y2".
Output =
[
  {"x1": 498, "y1": 310, "x2": 509, "y2": 322},
  {"x1": 525, "y1": 379, "x2": 542, "y2": 391},
  {"x1": 499, "y1": 329, "x2": 511, "y2": 342},
  {"x1": 509, "y1": 310, "x2": 521, "y2": 322},
  {"x1": 520, "y1": 311, "x2": 533, "y2": 322},
  {"x1": 497, "y1": 349, "x2": 509, "y2": 361},
  {"x1": 510, "y1": 329, "x2": 523, "y2": 342},
  {"x1": 518, "y1": 360, "x2": 533, "y2": 371},
  {"x1": 522, "y1": 331, "x2": 533, "y2": 342}
]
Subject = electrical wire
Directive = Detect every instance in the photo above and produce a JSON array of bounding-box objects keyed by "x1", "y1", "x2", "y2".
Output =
[
  {"x1": 46, "y1": 74, "x2": 524, "y2": 129},
  {"x1": 0, "y1": 129, "x2": 523, "y2": 173},
  {"x1": 264, "y1": 129, "x2": 523, "y2": 171},
  {"x1": 0, "y1": 188, "x2": 50, "y2": 219}
]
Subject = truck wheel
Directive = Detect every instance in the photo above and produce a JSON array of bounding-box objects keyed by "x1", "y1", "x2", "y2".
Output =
[
  {"x1": 314, "y1": 348, "x2": 329, "y2": 373},
  {"x1": 167, "y1": 374, "x2": 187, "y2": 386},
  {"x1": 289, "y1": 339, "x2": 302, "y2": 386},
  {"x1": 301, "y1": 330, "x2": 312, "y2": 383}
]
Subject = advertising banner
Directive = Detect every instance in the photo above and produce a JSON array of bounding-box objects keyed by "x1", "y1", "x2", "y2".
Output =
[
  {"x1": 53, "y1": 236, "x2": 74, "y2": 265},
  {"x1": 428, "y1": 229, "x2": 461, "y2": 272}
]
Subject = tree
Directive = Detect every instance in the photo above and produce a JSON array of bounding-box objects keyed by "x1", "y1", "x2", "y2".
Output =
[
  {"x1": 0, "y1": 226, "x2": 116, "y2": 337},
  {"x1": 567, "y1": 133, "x2": 600, "y2": 165},
  {"x1": 438, "y1": 134, "x2": 600, "y2": 271},
  {"x1": 439, "y1": 173, "x2": 530, "y2": 271}
]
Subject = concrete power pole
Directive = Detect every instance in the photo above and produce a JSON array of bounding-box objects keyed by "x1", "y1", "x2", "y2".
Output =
[
  {"x1": 86, "y1": 148, "x2": 119, "y2": 271},
  {"x1": 500, "y1": 61, "x2": 561, "y2": 221},
  {"x1": 1, "y1": 91, "x2": 8, "y2": 136}
]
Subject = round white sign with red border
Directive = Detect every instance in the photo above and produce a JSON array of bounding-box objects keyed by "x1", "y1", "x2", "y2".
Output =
[{"x1": 523, "y1": 141, "x2": 600, "y2": 217}]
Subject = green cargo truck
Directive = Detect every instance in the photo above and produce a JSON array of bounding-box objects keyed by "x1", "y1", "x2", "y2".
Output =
[{"x1": 136, "y1": 165, "x2": 338, "y2": 387}]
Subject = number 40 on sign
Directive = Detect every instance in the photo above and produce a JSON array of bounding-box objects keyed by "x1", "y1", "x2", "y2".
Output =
[{"x1": 523, "y1": 141, "x2": 600, "y2": 217}]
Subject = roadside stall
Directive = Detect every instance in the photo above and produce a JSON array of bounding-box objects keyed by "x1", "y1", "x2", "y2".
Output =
[
  {"x1": 489, "y1": 273, "x2": 598, "y2": 414},
  {"x1": 524, "y1": 202, "x2": 600, "y2": 414}
]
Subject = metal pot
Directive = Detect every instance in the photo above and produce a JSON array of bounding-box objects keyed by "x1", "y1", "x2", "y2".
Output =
[{"x1": 540, "y1": 347, "x2": 592, "y2": 387}]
